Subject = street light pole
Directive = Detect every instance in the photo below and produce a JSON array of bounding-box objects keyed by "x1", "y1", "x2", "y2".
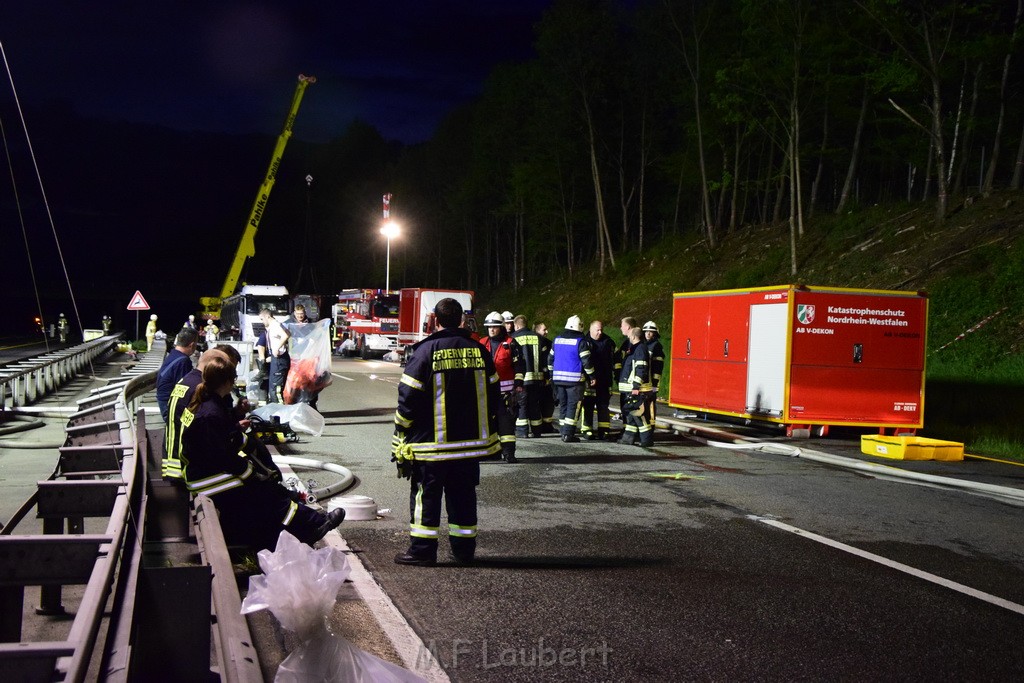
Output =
[
  {"x1": 385, "y1": 233, "x2": 392, "y2": 292},
  {"x1": 380, "y1": 221, "x2": 400, "y2": 292}
]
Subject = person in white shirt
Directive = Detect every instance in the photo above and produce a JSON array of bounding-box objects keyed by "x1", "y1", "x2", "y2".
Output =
[{"x1": 259, "y1": 309, "x2": 290, "y2": 403}]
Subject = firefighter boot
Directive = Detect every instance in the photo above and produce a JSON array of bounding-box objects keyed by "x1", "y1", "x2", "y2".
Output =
[
  {"x1": 502, "y1": 443, "x2": 518, "y2": 463},
  {"x1": 618, "y1": 430, "x2": 638, "y2": 446},
  {"x1": 639, "y1": 431, "x2": 655, "y2": 448}
]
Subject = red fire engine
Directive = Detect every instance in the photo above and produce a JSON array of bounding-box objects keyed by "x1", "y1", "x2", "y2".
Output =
[{"x1": 332, "y1": 288, "x2": 400, "y2": 359}]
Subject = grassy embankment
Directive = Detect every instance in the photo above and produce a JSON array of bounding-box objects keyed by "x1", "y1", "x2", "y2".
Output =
[{"x1": 480, "y1": 190, "x2": 1024, "y2": 461}]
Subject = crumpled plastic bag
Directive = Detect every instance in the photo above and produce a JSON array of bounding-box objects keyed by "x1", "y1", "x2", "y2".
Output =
[
  {"x1": 284, "y1": 320, "x2": 333, "y2": 404},
  {"x1": 252, "y1": 402, "x2": 325, "y2": 437},
  {"x1": 241, "y1": 531, "x2": 425, "y2": 683}
]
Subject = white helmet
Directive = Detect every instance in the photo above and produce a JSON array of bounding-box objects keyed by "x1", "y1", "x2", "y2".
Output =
[
  {"x1": 565, "y1": 315, "x2": 582, "y2": 332},
  {"x1": 150, "y1": 314, "x2": 157, "y2": 321},
  {"x1": 643, "y1": 321, "x2": 659, "y2": 333},
  {"x1": 189, "y1": 315, "x2": 195, "y2": 321},
  {"x1": 502, "y1": 311, "x2": 514, "y2": 323},
  {"x1": 484, "y1": 311, "x2": 504, "y2": 327}
]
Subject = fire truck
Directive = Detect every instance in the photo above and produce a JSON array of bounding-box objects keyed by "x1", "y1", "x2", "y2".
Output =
[
  {"x1": 332, "y1": 288, "x2": 400, "y2": 359},
  {"x1": 396, "y1": 288, "x2": 476, "y2": 355}
]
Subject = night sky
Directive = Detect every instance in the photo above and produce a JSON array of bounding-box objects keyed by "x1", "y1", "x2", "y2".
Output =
[{"x1": 0, "y1": 1, "x2": 551, "y2": 337}]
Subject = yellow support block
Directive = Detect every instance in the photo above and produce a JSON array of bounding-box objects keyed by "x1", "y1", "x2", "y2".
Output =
[{"x1": 861, "y1": 435, "x2": 964, "y2": 462}]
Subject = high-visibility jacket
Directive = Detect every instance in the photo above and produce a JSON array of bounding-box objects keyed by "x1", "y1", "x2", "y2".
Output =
[
  {"x1": 511, "y1": 328, "x2": 547, "y2": 384},
  {"x1": 618, "y1": 342, "x2": 652, "y2": 393},
  {"x1": 393, "y1": 328, "x2": 501, "y2": 462},
  {"x1": 482, "y1": 332, "x2": 525, "y2": 392},
  {"x1": 646, "y1": 336, "x2": 665, "y2": 390},
  {"x1": 549, "y1": 331, "x2": 595, "y2": 385},
  {"x1": 164, "y1": 368, "x2": 202, "y2": 479},
  {"x1": 180, "y1": 396, "x2": 256, "y2": 497}
]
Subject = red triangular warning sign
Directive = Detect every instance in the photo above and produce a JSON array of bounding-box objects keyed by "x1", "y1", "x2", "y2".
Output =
[{"x1": 126, "y1": 290, "x2": 151, "y2": 311}]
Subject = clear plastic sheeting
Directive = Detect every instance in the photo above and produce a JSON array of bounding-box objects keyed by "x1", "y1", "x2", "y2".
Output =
[
  {"x1": 241, "y1": 532, "x2": 426, "y2": 683},
  {"x1": 284, "y1": 319, "x2": 334, "y2": 404},
  {"x1": 252, "y1": 402, "x2": 326, "y2": 437}
]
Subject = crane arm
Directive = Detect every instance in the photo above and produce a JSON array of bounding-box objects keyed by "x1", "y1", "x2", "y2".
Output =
[{"x1": 200, "y1": 74, "x2": 315, "y2": 316}]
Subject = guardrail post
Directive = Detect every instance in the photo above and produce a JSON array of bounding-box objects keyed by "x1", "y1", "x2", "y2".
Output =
[
  {"x1": 36, "y1": 518, "x2": 67, "y2": 616},
  {"x1": 0, "y1": 587, "x2": 24, "y2": 642}
]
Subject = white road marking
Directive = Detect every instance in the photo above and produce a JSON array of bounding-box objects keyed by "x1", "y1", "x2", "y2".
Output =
[
  {"x1": 324, "y1": 533, "x2": 451, "y2": 681},
  {"x1": 331, "y1": 373, "x2": 355, "y2": 381},
  {"x1": 750, "y1": 515, "x2": 1024, "y2": 617}
]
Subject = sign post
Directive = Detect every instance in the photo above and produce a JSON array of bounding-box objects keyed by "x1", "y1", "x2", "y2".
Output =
[{"x1": 126, "y1": 290, "x2": 151, "y2": 344}]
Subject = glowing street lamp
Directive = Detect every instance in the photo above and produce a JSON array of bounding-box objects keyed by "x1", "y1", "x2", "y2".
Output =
[{"x1": 380, "y1": 220, "x2": 400, "y2": 291}]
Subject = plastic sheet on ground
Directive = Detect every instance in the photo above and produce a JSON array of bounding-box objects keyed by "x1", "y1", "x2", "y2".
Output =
[
  {"x1": 252, "y1": 402, "x2": 325, "y2": 437},
  {"x1": 241, "y1": 531, "x2": 425, "y2": 683}
]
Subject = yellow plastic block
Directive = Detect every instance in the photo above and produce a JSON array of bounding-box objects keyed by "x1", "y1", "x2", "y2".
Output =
[{"x1": 860, "y1": 435, "x2": 964, "y2": 462}]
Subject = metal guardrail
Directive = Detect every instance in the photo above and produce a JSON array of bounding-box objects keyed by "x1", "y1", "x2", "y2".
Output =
[
  {"x1": 0, "y1": 335, "x2": 122, "y2": 409},
  {"x1": 0, "y1": 343, "x2": 261, "y2": 681}
]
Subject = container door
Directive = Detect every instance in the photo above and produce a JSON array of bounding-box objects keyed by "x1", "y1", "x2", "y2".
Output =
[
  {"x1": 745, "y1": 303, "x2": 788, "y2": 417},
  {"x1": 669, "y1": 296, "x2": 708, "y2": 408},
  {"x1": 705, "y1": 294, "x2": 751, "y2": 413}
]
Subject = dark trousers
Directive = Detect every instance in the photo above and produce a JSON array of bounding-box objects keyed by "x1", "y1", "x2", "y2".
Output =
[
  {"x1": 215, "y1": 480, "x2": 325, "y2": 551},
  {"x1": 555, "y1": 383, "x2": 584, "y2": 438},
  {"x1": 541, "y1": 381, "x2": 556, "y2": 430},
  {"x1": 269, "y1": 354, "x2": 290, "y2": 404},
  {"x1": 516, "y1": 384, "x2": 544, "y2": 436},
  {"x1": 497, "y1": 391, "x2": 517, "y2": 455},
  {"x1": 620, "y1": 392, "x2": 653, "y2": 446},
  {"x1": 407, "y1": 459, "x2": 481, "y2": 560},
  {"x1": 582, "y1": 385, "x2": 611, "y2": 436}
]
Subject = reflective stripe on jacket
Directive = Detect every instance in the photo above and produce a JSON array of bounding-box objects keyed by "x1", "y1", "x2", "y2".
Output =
[
  {"x1": 618, "y1": 342, "x2": 652, "y2": 393},
  {"x1": 180, "y1": 396, "x2": 252, "y2": 493},
  {"x1": 646, "y1": 337, "x2": 665, "y2": 390},
  {"x1": 549, "y1": 332, "x2": 594, "y2": 384},
  {"x1": 511, "y1": 330, "x2": 546, "y2": 384},
  {"x1": 393, "y1": 328, "x2": 500, "y2": 462},
  {"x1": 482, "y1": 333, "x2": 524, "y2": 392}
]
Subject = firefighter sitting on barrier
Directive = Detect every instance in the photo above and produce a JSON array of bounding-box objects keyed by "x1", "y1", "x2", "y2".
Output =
[
  {"x1": 179, "y1": 353, "x2": 344, "y2": 550},
  {"x1": 481, "y1": 311, "x2": 525, "y2": 463}
]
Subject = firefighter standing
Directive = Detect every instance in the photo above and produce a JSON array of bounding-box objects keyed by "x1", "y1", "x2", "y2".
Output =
[
  {"x1": 146, "y1": 314, "x2": 158, "y2": 351},
  {"x1": 482, "y1": 312, "x2": 525, "y2": 463},
  {"x1": 581, "y1": 320, "x2": 616, "y2": 440},
  {"x1": 501, "y1": 310, "x2": 515, "y2": 336},
  {"x1": 534, "y1": 322, "x2": 557, "y2": 433},
  {"x1": 618, "y1": 327, "x2": 654, "y2": 447},
  {"x1": 102, "y1": 315, "x2": 112, "y2": 335},
  {"x1": 511, "y1": 315, "x2": 546, "y2": 438},
  {"x1": 57, "y1": 313, "x2": 70, "y2": 343},
  {"x1": 612, "y1": 316, "x2": 638, "y2": 380},
  {"x1": 391, "y1": 298, "x2": 500, "y2": 566},
  {"x1": 548, "y1": 315, "x2": 596, "y2": 443},
  {"x1": 643, "y1": 321, "x2": 665, "y2": 428}
]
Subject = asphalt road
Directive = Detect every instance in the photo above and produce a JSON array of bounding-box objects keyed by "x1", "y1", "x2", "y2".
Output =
[{"x1": 283, "y1": 357, "x2": 1024, "y2": 682}]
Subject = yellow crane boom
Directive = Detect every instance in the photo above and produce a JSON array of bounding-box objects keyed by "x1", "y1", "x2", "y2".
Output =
[{"x1": 200, "y1": 74, "x2": 316, "y2": 319}]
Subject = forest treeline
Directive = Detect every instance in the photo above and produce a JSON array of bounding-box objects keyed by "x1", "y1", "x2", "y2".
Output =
[{"x1": 361, "y1": 0, "x2": 1024, "y2": 294}]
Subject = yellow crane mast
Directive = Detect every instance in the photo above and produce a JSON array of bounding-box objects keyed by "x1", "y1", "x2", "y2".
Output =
[{"x1": 199, "y1": 74, "x2": 316, "y2": 320}]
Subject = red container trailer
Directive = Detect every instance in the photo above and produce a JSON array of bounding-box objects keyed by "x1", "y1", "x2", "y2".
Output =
[{"x1": 669, "y1": 285, "x2": 928, "y2": 435}]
